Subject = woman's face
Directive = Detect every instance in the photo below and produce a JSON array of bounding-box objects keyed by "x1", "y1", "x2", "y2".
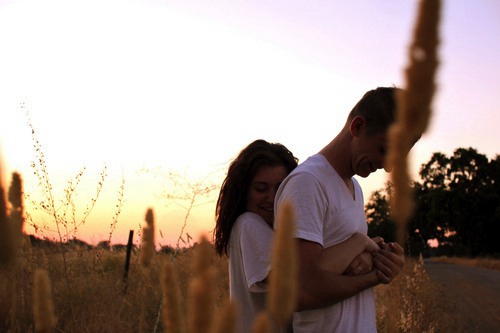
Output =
[{"x1": 246, "y1": 165, "x2": 288, "y2": 227}]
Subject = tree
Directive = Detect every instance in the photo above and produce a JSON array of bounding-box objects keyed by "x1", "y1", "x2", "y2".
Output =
[
  {"x1": 419, "y1": 152, "x2": 449, "y2": 189},
  {"x1": 414, "y1": 147, "x2": 499, "y2": 256},
  {"x1": 365, "y1": 183, "x2": 396, "y2": 243},
  {"x1": 412, "y1": 152, "x2": 455, "y2": 250},
  {"x1": 409, "y1": 182, "x2": 448, "y2": 255},
  {"x1": 366, "y1": 147, "x2": 500, "y2": 257}
]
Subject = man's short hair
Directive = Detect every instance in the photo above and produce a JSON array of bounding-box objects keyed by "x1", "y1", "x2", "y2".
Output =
[{"x1": 347, "y1": 87, "x2": 402, "y2": 136}]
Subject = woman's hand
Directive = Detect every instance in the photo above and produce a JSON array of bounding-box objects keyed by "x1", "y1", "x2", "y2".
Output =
[
  {"x1": 373, "y1": 242, "x2": 405, "y2": 284},
  {"x1": 344, "y1": 252, "x2": 373, "y2": 275}
]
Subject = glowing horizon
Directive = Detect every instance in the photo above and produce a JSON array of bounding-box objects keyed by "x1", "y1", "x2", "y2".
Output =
[{"x1": 1, "y1": 0, "x2": 500, "y2": 246}]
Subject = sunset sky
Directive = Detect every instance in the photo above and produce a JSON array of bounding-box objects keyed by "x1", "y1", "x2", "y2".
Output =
[{"x1": 1, "y1": 0, "x2": 499, "y2": 247}]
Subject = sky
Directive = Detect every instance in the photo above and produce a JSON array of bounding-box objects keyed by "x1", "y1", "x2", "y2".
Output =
[{"x1": 1, "y1": 0, "x2": 499, "y2": 247}]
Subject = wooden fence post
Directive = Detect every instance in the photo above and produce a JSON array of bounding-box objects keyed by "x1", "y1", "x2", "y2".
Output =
[{"x1": 123, "y1": 230, "x2": 134, "y2": 292}]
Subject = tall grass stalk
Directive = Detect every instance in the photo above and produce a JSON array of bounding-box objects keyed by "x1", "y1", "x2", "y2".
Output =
[
  {"x1": 3, "y1": 172, "x2": 27, "y2": 328},
  {"x1": 160, "y1": 259, "x2": 185, "y2": 333},
  {"x1": 209, "y1": 299, "x2": 237, "y2": 333},
  {"x1": 138, "y1": 208, "x2": 156, "y2": 333},
  {"x1": 0, "y1": 170, "x2": 14, "y2": 266},
  {"x1": 252, "y1": 312, "x2": 271, "y2": 333},
  {"x1": 387, "y1": 0, "x2": 441, "y2": 246},
  {"x1": 23, "y1": 110, "x2": 110, "y2": 323},
  {"x1": 33, "y1": 268, "x2": 57, "y2": 333},
  {"x1": 8, "y1": 172, "x2": 25, "y2": 252},
  {"x1": 24, "y1": 106, "x2": 108, "y2": 240},
  {"x1": 267, "y1": 200, "x2": 298, "y2": 327},
  {"x1": 375, "y1": 256, "x2": 455, "y2": 332},
  {"x1": 140, "y1": 208, "x2": 156, "y2": 268},
  {"x1": 187, "y1": 235, "x2": 217, "y2": 333},
  {"x1": 108, "y1": 174, "x2": 125, "y2": 243}
]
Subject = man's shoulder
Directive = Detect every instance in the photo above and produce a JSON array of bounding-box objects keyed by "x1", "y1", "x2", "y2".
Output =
[
  {"x1": 277, "y1": 156, "x2": 330, "y2": 200},
  {"x1": 290, "y1": 154, "x2": 334, "y2": 179}
]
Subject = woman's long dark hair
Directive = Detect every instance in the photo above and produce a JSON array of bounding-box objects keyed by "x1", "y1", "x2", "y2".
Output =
[{"x1": 213, "y1": 139, "x2": 298, "y2": 256}]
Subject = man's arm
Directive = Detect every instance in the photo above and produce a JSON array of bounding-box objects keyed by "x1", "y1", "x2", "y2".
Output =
[
  {"x1": 296, "y1": 238, "x2": 405, "y2": 311},
  {"x1": 296, "y1": 239, "x2": 380, "y2": 311},
  {"x1": 319, "y1": 232, "x2": 382, "y2": 274}
]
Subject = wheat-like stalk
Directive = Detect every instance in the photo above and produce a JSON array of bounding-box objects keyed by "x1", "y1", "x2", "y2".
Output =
[
  {"x1": 0, "y1": 170, "x2": 13, "y2": 266},
  {"x1": 209, "y1": 299, "x2": 237, "y2": 333},
  {"x1": 187, "y1": 269, "x2": 218, "y2": 333},
  {"x1": 252, "y1": 312, "x2": 271, "y2": 333},
  {"x1": 267, "y1": 200, "x2": 298, "y2": 327},
  {"x1": 140, "y1": 208, "x2": 156, "y2": 267},
  {"x1": 160, "y1": 259, "x2": 185, "y2": 333},
  {"x1": 193, "y1": 234, "x2": 213, "y2": 276},
  {"x1": 9, "y1": 172, "x2": 25, "y2": 254},
  {"x1": 33, "y1": 268, "x2": 57, "y2": 333},
  {"x1": 188, "y1": 235, "x2": 217, "y2": 333},
  {"x1": 387, "y1": 0, "x2": 441, "y2": 246},
  {"x1": 0, "y1": 171, "x2": 25, "y2": 266}
]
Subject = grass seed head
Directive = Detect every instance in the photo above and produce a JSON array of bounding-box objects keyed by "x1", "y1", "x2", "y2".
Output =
[
  {"x1": 388, "y1": 0, "x2": 441, "y2": 246},
  {"x1": 193, "y1": 234, "x2": 214, "y2": 276},
  {"x1": 0, "y1": 174, "x2": 14, "y2": 265},
  {"x1": 187, "y1": 269, "x2": 217, "y2": 333},
  {"x1": 209, "y1": 299, "x2": 237, "y2": 333},
  {"x1": 33, "y1": 268, "x2": 57, "y2": 333},
  {"x1": 9, "y1": 172, "x2": 25, "y2": 253},
  {"x1": 161, "y1": 259, "x2": 185, "y2": 333},
  {"x1": 140, "y1": 208, "x2": 156, "y2": 267},
  {"x1": 252, "y1": 312, "x2": 271, "y2": 333}
]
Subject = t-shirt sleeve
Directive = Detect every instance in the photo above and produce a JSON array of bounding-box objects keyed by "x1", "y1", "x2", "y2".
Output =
[
  {"x1": 238, "y1": 215, "x2": 274, "y2": 293},
  {"x1": 276, "y1": 172, "x2": 327, "y2": 246}
]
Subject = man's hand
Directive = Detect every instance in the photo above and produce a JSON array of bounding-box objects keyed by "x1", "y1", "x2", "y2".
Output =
[{"x1": 373, "y1": 242, "x2": 405, "y2": 284}]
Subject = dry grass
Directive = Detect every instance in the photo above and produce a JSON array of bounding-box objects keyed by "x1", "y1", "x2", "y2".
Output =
[
  {"x1": 0, "y1": 241, "x2": 230, "y2": 333},
  {"x1": 430, "y1": 256, "x2": 500, "y2": 272},
  {"x1": 0, "y1": 239, "x2": 459, "y2": 333},
  {"x1": 0, "y1": 166, "x2": 459, "y2": 332},
  {"x1": 374, "y1": 255, "x2": 459, "y2": 333}
]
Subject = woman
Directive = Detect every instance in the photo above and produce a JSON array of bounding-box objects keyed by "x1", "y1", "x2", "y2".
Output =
[{"x1": 213, "y1": 139, "x2": 380, "y2": 332}]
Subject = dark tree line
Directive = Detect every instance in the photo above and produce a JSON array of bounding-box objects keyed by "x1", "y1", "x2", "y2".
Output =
[{"x1": 366, "y1": 147, "x2": 500, "y2": 257}]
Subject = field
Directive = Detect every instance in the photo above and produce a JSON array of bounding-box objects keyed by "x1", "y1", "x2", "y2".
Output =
[
  {"x1": 0, "y1": 235, "x2": 465, "y2": 333},
  {"x1": 0, "y1": 156, "x2": 472, "y2": 333},
  {"x1": 1, "y1": 2, "x2": 485, "y2": 331}
]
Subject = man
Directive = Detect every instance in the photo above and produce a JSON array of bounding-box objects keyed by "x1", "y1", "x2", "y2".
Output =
[{"x1": 275, "y1": 87, "x2": 408, "y2": 332}]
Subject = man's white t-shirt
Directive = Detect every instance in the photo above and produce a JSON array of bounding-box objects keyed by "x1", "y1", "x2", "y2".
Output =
[
  {"x1": 228, "y1": 212, "x2": 274, "y2": 333},
  {"x1": 275, "y1": 154, "x2": 377, "y2": 333}
]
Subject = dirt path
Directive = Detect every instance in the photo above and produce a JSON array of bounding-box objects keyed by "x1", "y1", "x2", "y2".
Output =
[{"x1": 424, "y1": 260, "x2": 500, "y2": 333}]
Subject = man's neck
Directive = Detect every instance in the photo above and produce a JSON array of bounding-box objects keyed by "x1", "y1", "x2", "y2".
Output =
[{"x1": 319, "y1": 134, "x2": 353, "y2": 182}]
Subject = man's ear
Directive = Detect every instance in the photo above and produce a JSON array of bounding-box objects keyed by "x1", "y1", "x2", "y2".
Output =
[{"x1": 349, "y1": 115, "x2": 365, "y2": 137}]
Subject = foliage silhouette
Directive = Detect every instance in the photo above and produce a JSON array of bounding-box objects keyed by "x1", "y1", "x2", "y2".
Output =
[{"x1": 366, "y1": 147, "x2": 500, "y2": 257}]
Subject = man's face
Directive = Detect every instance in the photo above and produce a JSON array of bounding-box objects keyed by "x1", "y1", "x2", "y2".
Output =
[{"x1": 352, "y1": 130, "x2": 389, "y2": 178}]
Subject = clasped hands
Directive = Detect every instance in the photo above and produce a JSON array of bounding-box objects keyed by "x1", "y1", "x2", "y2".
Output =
[{"x1": 345, "y1": 236, "x2": 405, "y2": 284}]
